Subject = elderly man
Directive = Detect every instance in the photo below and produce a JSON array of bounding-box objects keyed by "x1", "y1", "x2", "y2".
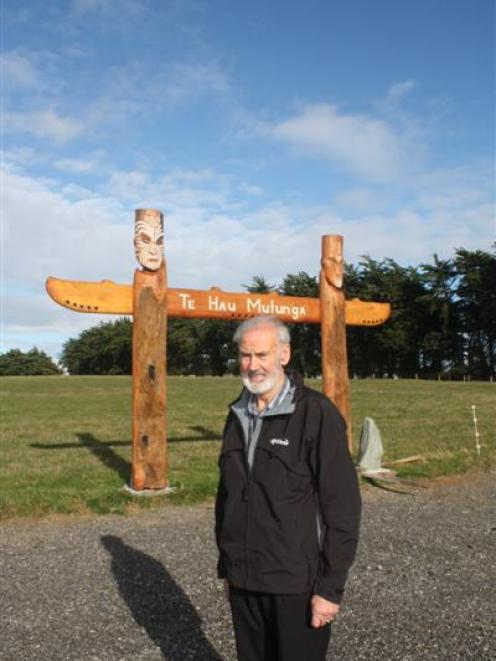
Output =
[{"x1": 215, "y1": 316, "x2": 361, "y2": 661}]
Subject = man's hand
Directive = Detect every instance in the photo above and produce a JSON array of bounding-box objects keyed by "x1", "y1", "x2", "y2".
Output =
[{"x1": 310, "y1": 595, "x2": 340, "y2": 628}]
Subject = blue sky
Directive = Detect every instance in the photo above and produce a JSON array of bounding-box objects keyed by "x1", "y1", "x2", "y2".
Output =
[{"x1": 2, "y1": 0, "x2": 494, "y2": 360}]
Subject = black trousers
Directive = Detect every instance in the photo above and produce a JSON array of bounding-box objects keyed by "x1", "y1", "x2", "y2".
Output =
[{"x1": 229, "y1": 588, "x2": 331, "y2": 661}]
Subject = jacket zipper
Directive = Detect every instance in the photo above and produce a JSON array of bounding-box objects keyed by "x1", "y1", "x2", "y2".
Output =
[
  {"x1": 240, "y1": 413, "x2": 291, "y2": 589},
  {"x1": 234, "y1": 413, "x2": 253, "y2": 589}
]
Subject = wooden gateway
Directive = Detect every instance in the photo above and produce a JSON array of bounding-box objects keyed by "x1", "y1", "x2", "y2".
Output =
[{"x1": 46, "y1": 208, "x2": 390, "y2": 491}]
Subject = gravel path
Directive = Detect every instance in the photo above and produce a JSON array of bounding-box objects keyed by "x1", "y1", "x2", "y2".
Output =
[{"x1": 1, "y1": 471, "x2": 495, "y2": 661}]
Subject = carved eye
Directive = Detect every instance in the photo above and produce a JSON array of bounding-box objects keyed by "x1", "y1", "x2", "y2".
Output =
[
  {"x1": 156, "y1": 236, "x2": 164, "y2": 245},
  {"x1": 139, "y1": 232, "x2": 151, "y2": 244}
]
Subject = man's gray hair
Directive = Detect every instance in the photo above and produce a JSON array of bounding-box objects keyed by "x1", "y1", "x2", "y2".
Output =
[{"x1": 233, "y1": 316, "x2": 291, "y2": 346}]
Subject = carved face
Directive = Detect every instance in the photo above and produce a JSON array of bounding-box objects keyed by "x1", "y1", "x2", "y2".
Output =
[
  {"x1": 134, "y1": 214, "x2": 164, "y2": 270},
  {"x1": 322, "y1": 246, "x2": 344, "y2": 289}
]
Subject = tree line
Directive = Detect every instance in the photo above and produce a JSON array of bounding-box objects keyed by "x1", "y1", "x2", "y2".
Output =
[
  {"x1": 345, "y1": 247, "x2": 495, "y2": 379},
  {"x1": 0, "y1": 347, "x2": 62, "y2": 376},
  {"x1": 2, "y1": 246, "x2": 494, "y2": 379}
]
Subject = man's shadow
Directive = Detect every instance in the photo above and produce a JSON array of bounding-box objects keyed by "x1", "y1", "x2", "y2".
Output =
[{"x1": 101, "y1": 535, "x2": 223, "y2": 660}]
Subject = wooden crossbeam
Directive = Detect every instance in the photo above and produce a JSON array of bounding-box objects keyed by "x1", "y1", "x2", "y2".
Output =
[{"x1": 46, "y1": 277, "x2": 391, "y2": 327}]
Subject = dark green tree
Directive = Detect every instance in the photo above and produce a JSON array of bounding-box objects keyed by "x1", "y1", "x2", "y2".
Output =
[
  {"x1": 242, "y1": 275, "x2": 276, "y2": 293},
  {"x1": 0, "y1": 347, "x2": 62, "y2": 375},
  {"x1": 418, "y1": 255, "x2": 464, "y2": 376},
  {"x1": 279, "y1": 272, "x2": 321, "y2": 377},
  {"x1": 454, "y1": 246, "x2": 496, "y2": 378},
  {"x1": 167, "y1": 319, "x2": 203, "y2": 374},
  {"x1": 61, "y1": 318, "x2": 132, "y2": 374},
  {"x1": 344, "y1": 258, "x2": 427, "y2": 377},
  {"x1": 54, "y1": 247, "x2": 496, "y2": 380},
  {"x1": 201, "y1": 319, "x2": 238, "y2": 376},
  {"x1": 168, "y1": 318, "x2": 237, "y2": 376}
]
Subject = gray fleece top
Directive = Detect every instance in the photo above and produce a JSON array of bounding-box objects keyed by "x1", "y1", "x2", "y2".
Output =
[{"x1": 230, "y1": 376, "x2": 296, "y2": 469}]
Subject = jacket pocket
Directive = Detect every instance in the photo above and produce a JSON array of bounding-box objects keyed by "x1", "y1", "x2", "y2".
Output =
[
  {"x1": 256, "y1": 435, "x2": 312, "y2": 475},
  {"x1": 253, "y1": 445, "x2": 312, "y2": 499}
]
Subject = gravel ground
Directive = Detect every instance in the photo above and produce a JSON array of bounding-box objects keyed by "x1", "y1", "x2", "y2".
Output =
[{"x1": 1, "y1": 471, "x2": 495, "y2": 661}]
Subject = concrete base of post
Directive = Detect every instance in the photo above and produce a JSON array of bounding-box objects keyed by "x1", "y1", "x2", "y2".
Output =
[{"x1": 123, "y1": 483, "x2": 176, "y2": 497}]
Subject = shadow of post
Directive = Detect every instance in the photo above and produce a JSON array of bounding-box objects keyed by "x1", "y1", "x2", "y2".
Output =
[
  {"x1": 168, "y1": 426, "x2": 220, "y2": 443},
  {"x1": 187, "y1": 426, "x2": 218, "y2": 440},
  {"x1": 76, "y1": 433, "x2": 130, "y2": 483},
  {"x1": 101, "y1": 535, "x2": 223, "y2": 660}
]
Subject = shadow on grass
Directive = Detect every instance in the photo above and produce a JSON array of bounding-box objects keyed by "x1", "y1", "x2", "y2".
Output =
[
  {"x1": 30, "y1": 425, "x2": 219, "y2": 449},
  {"x1": 183, "y1": 425, "x2": 219, "y2": 441},
  {"x1": 101, "y1": 535, "x2": 222, "y2": 660},
  {"x1": 76, "y1": 433, "x2": 130, "y2": 482},
  {"x1": 31, "y1": 433, "x2": 130, "y2": 483},
  {"x1": 30, "y1": 428, "x2": 219, "y2": 485}
]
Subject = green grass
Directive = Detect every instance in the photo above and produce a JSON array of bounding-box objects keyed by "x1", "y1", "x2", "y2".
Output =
[{"x1": 0, "y1": 376, "x2": 494, "y2": 519}]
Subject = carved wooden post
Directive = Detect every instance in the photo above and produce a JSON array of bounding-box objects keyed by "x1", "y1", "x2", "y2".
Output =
[
  {"x1": 320, "y1": 235, "x2": 352, "y2": 450},
  {"x1": 131, "y1": 209, "x2": 168, "y2": 490}
]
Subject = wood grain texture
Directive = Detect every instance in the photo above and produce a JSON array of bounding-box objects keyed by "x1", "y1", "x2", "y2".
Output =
[
  {"x1": 320, "y1": 235, "x2": 352, "y2": 450},
  {"x1": 131, "y1": 262, "x2": 168, "y2": 490},
  {"x1": 45, "y1": 277, "x2": 391, "y2": 326}
]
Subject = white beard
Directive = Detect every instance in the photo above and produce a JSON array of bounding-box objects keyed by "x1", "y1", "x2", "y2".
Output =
[{"x1": 242, "y1": 368, "x2": 282, "y2": 395}]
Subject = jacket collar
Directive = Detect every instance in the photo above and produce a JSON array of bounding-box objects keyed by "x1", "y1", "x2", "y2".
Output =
[{"x1": 229, "y1": 368, "x2": 304, "y2": 411}]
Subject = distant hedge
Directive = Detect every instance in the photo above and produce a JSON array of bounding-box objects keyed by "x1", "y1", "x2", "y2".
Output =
[{"x1": 0, "y1": 348, "x2": 62, "y2": 376}]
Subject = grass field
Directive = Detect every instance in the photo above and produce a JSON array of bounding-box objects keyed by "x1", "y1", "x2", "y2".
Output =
[{"x1": 0, "y1": 375, "x2": 494, "y2": 520}]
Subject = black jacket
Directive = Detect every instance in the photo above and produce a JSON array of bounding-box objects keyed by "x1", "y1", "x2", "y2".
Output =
[{"x1": 215, "y1": 372, "x2": 361, "y2": 604}]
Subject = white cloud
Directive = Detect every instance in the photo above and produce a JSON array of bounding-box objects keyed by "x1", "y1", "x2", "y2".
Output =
[
  {"x1": 60, "y1": 182, "x2": 99, "y2": 199},
  {"x1": 333, "y1": 188, "x2": 390, "y2": 213},
  {"x1": 1, "y1": 51, "x2": 40, "y2": 88},
  {"x1": 2, "y1": 165, "x2": 130, "y2": 288},
  {"x1": 104, "y1": 168, "x2": 230, "y2": 210},
  {"x1": 54, "y1": 150, "x2": 108, "y2": 174},
  {"x1": 82, "y1": 59, "x2": 230, "y2": 131},
  {"x1": 4, "y1": 109, "x2": 84, "y2": 144},
  {"x1": 272, "y1": 103, "x2": 410, "y2": 181},
  {"x1": 160, "y1": 62, "x2": 230, "y2": 105},
  {"x1": 238, "y1": 182, "x2": 265, "y2": 197},
  {"x1": 2, "y1": 52, "x2": 230, "y2": 149},
  {"x1": 1, "y1": 290, "x2": 123, "y2": 358},
  {"x1": 411, "y1": 162, "x2": 494, "y2": 212},
  {"x1": 386, "y1": 80, "x2": 416, "y2": 103},
  {"x1": 2, "y1": 157, "x2": 494, "y2": 359},
  {"x1": 1, "y1": 147, "x2": 40, "y2": 169}
]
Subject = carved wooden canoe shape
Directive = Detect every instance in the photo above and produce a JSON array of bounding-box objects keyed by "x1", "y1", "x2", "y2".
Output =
[{"x1": 46, "y1": 276, "x2": 391, "y2": 326}]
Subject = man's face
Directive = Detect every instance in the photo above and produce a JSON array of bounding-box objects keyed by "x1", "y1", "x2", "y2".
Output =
[{"x1": 239, "y1": 325, "x2": 290, "y2": 397}]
